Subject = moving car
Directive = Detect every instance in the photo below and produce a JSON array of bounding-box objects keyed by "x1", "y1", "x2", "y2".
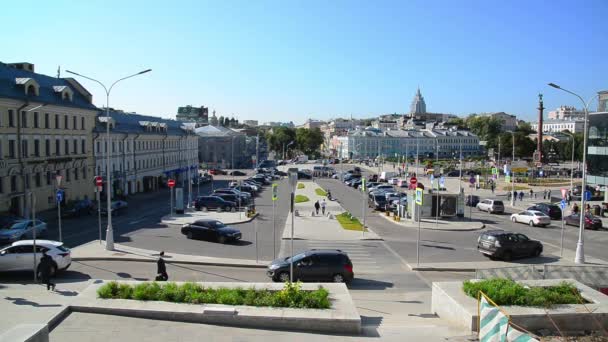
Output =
[
  {"x1": 193, "y1": 196, "x2": 237, "y2": 212},
  {"x1": 61, "y1": 199, "x2": 95, "y2": 218},
  {"x1": 477, "y1": 230, "x2": 543, "y2": 261},
  {"x1": 100, "y1": 200, "x2": 128, "y2": 216},
  {"x1": 266, "y1": 249, "x2": 353, "y2": 283},
  {"x1": 0, "y1": 219, "x2": 47, "y2": 245},
  {"x1": 368, "y1": 184, "x2": 394, "y2": 194},
  {"x1": 527, "y1": 203, "x2": 562, "y2": 220},
  {"x1": 368, "y1": 193, "x2": 388, "y2": 211},
  {"x1": 564, "y1": 213, "x2": 603, "y2": 230},
  {"x1": 208, "y1": 168, "x2": 227, "y2": 175},
  {"x1": 446, "y1": 170, "x2": 461, "y2": 177},
  {"x1": 476, "y1": 199, "x2": 504, "y2": 214},
  {"x1": 510, "y1": 210, "x2": 551, "y2": 227},
  {"x1": 181, "y1": 219, "x2": 242, "y2": 244},
  {"x1": 0, "y1": 240, "x2": 71, "y2": 276}
]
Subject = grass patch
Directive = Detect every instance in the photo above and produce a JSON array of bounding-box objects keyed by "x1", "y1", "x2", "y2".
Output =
[
  {"x1": 97, "y1": 281, "x2": 330, "y2": 309},
  {"x1": 294, "y1": 194, "x2": 309, "y2": 203},
  {"x1": 315, "y1": 188, "x2": 327, "y2": 196},
  {"x1": 462, "y1": 278, "x2": 587, "y2": 307},
  {"x1": 336, "y1": 212, "x2": 366, "y2": 231},
  {"x1": 297, "y1": 183, "x2": 305, "y2": 189}
]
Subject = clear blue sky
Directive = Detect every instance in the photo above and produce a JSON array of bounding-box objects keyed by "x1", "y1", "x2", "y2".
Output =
[{"x1": 2, "y1": 0, "x2": 605, "y2": 123}]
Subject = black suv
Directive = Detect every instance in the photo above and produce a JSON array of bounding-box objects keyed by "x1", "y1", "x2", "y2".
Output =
[
  {"x1": 193, "y1": 196, "x2": 236, "y2": 212},
  {"x1": 181, "y1": 219, "x2": 242, "y2": 244},
  {"x1": 267, "y1": 249, "x2": 354, "y2": 283},
  {"x1": 527, "y1": 203, "x2": 562, "y2": 220},
  {"x1": 477, "y1": 230, "x2": 543, "y2": 261}
]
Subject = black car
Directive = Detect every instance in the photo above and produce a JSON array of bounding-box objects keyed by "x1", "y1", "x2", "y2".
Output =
[
  {"x1": 229, "y1": 170, "x2": 246, "y2": 176},
  {"x1": 564, "y1": 213, "x2": 603, "y2": 230},
  {"x1": 446, "y1": 170, "x2": 461, "y2": 177},
  {"x1": 181, "y1": 219, "x2": 242, "y2": 244},
  {"x1": 368, "y1": 193, "x2": 388, "y2": 211},
  {"x1": 267, "y1": 249, "x2": 354, "y2": 283},
  {"x1": 527, "y1": 203, "x2": 562, "y2": 220},
  {"x1": 214, "y1": 188, "x2": 251, "y2": 202},
  {"x1": 193, "y1": 196, "x2": 236, "y2": 212},
  {"x1": 477, "y1": 230, "x2": 543, "y2": 261},
  {"x1": 466, "y1": 195, "x2": 480, "y2": 207},
  {"x1": 297, "y1": 171, "x2": 312, "y2": 180},
  {"x1": 213, "y1": 193, "x2": 247, "y2": 207}
]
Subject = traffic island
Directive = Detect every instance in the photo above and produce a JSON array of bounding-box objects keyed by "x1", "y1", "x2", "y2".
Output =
[
  {"x1": 431, "y1": 279, "x2": 608, "y2": 334},
  {"x1": 160, "y1": 209, "x2": 258, "y2": 226},
  {"x1": 380, "y1": 214, "x2": 485, "y2": 231},
  {"x1": 70, "y1": 280, "x2": 361, "y2": 335}
]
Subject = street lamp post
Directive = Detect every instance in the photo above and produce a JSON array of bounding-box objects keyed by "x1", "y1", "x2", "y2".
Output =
[
  {"x1": 548, "y1": 83, "x2": 600, "y2": 264},
  {"x1": 563, "y1": 132, "x2": 576, "y2": 192},
  {"x1": 67, "y1": 68, "x2": 151, "y2": 251},
  {"x1": 510, "y1": 131, "x2": 515, "y2": 207}
]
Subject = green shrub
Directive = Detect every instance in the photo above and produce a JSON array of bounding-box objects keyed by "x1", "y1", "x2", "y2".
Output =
[
  {"x1": 297, "y1": 183, "x2": 305, "y2": 189},
  {"x1": 462, "y1": 278, "x2": 586, "y2": 307},
  {"x1": 315, "y1": 188, "x2": 327, "y2": 196},
  {"x1": 96, "y1": 282, "x2": 331, "y2": 309},
  {"x1": 294, "y1": 194, "x2": 309, "y2": 203}
]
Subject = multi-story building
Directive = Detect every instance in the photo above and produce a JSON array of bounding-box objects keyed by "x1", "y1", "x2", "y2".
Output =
[
  {"x1": 261, "y1": 121, "x2": 295, "y2": 128},
  {"x1": 587, "y1": 111, "x2": 608, "y2": 200},
  {"x1": 93, "y1": 110, "x2": 198, "y2": 197},
  {"x1": 598, "y1": 91, "x2": 608, "y2": 113},
  {"x1": 345, "y1": 127, "x2": 480, "y2": 160},
  {"x1": 478, "y1": 112, "x2": 518, "y2": 131},
  {"x1": 410, "y1": 88, "x2": 427, "y2": 115},
  {"x1": 530, "y1": 119, "x2": 585, "y2": 134},
  {"x1": 176, "y1": 105, "x2": 208, "y2": 124},
  {"x1": 371, "y1": 118, "x2": 400, "y2": 130},
  {"x1": 243, "y1": 120, "x2": 258, "y2": 127},
  {"x1": 195, "y1": 125, "x2": 247, "y2": 169},
  {"x1": 0, "y1": 62, "x2": 99, "y2": 215},
  {"x1": 547, "y1": 105, "x2": 584, "y2": 120},
  {"x1": 297, "y1": 119, "x2": 326, "y2": 129}
]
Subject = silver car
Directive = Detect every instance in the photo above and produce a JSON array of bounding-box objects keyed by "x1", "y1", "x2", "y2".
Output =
[
  {"x1": 476, "y1": 199, "x2": 505, "y2": 214},
  {"x1": 0, "y1": 219, "x2": 48, "y2": 245}
]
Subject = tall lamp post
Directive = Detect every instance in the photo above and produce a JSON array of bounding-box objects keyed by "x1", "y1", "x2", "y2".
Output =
[
  {"x1": 548, "y1": 83, "x2": 599, "y2": 264},
  {"x1": 67, "y1": 68, "x2": 151, "y2": 251},
  {"x1": 563, "y1": 131, "x2": 576, "y2": 192},
  {"x1": 509, "y1": 131, "x2": 516, "y2": 207}
]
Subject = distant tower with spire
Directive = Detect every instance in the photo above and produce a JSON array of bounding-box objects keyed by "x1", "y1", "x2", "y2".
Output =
[{"x1": 409, "y1": 87, "x2": 427, "y2": 118}]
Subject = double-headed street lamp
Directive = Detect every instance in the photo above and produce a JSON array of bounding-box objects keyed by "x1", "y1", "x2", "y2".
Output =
[
  {"x1": 548, "y1": 83, "x2": 599, "y2": 264},
  {"x1": 66, "y1": 68, "x2": 151, "y2": 251}
]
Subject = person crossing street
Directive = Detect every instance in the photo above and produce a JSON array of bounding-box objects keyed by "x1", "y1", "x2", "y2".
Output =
[
  {"x1": 321, "y1": 199, "x2": 327, "y2": 215},
  {"x1": 156, "y1": 251, "x2": 168, "y2": 281}
]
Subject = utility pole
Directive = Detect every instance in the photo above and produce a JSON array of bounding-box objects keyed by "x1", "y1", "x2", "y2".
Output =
[{"x1": 255, "y1": 134, "x2": 259, "y2": 168}]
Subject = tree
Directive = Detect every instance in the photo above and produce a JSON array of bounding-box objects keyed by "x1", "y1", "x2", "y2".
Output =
[
  {"x1": 294, "y1": 128, "x2": 324, "y2": 158},
  {"x1": 447, "y1": 117, "x2": 466, "y2": 129},
  {"x1": 218, "y1": 116, "x2": 225, "y2": 126},
  {"x1": 265, "y1": 127, "x2": 296, "y2": 158}
]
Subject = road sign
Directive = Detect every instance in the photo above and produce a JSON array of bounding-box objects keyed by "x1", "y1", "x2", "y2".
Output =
[
  {"x1": 439, "y1": 176, "x2": 445, "y2": 188},
  {"x1": 561, "y1": 188, "x2": 567, "y2": 199},
  {"x1": 491, "y1": 167, "x2": 498, "y2": 175},
  {"x1": 56, "y1": 189, "x2": 64, "y2": 203},
  {"x1": 95, "y1": 176, "x2": 103, "y2": 187},
  {"x1": 469, "y1": 176, "x2": 475, "y2": 185},
  {"x1": 272, "y1": 183, "x2": 278, "y2": 201},
  {"x1": 55, "y1": 175, "x2": 63, "y2": 187},
  {"x1": 415, "y1": 187, "x2": 423, "y2": 205},
  {"x1": 410, "y1": 177, "x2": 417, "y2": 186},
  {"x1": 168, "y1": 179, "x2": 175, "y2": 188},
  {"x1": 560, "y1": 200, "x2": 567, "y2": 210},
  {"x1": 585, "y1": 191, "x2": 592, "y2": 201}
]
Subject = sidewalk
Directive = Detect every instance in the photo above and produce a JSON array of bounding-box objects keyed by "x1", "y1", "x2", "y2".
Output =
[
  {"x1": 160, "y1": 208, "x2": 257, "y2": 226},
  {"x1": 71, "y1": 241, "x2": 269, "y2": 268},
  {"x1": 281, "y1": 180, "x2": 381, "y2": 241},
  {"x1": 379, "y1": 214, "x2": 485, "y2": 231}
]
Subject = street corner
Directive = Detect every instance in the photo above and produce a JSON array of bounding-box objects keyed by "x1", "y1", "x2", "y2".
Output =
[
  {"x1": 378, "y1": 213, "x2": 485, "y2": 231},
  {"x1": 160, "y1": 210, "x2": 258, "y2": 226}
]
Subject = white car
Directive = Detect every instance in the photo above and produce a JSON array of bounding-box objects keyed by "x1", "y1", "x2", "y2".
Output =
[
  {"x1": 388, "y1": 178, "x2": 399, "y2": 185},
  {"x1": 368, "y1": 184, "x2": 394, "y2": 193},
  {"x1": 510, "y1": 210, "x2": 551, "y2": 227},
  {"x1": 0, "y1": 240, "x2": 71, "y2": 276}
]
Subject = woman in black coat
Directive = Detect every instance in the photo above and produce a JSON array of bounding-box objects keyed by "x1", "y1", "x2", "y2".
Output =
[{"x1": 39, "y1": 251, "x2": 56, "y2": 291}]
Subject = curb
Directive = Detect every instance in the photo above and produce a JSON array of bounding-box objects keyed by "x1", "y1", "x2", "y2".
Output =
[
  {"x1": 71, "y1": 257, "x2": 268, "y2": 269},
  {"x1": 407, "y1": 263, "x2": 476, "y2": 272},
  {"x1": 378, "y1": 213, "x2": 486, "y2": 231},
  {"x1": 161, "y1": 212, "x2": 259, "y2": 226}
]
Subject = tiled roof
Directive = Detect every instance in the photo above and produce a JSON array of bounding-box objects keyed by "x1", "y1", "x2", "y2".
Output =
[
  {"x1": 94, "y1": 110, "x2": 193, "y2": 136},
  {"x1": 0, "y1": 62, "x2": 97, "y2": 110}
]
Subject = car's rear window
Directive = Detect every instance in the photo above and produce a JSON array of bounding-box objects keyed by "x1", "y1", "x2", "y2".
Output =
[
  {"x1": 480, "y1": 234, "x2": 496, "y2": 242},
  {"x1": 493, "y1": 201, "x2": 504, "y2": 205},
  {"x1": 56, "y1": 245, "x2": 69, "y2": 252}
]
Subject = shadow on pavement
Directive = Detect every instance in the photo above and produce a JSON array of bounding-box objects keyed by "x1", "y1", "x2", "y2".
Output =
[
  {"x1": 349, "y1": 278, "x2": 394, "y2": 290},
  {"x1": 511, "y1": 255, "x2": 560, "y2": 264},
  {"x1": 422, "y1": 244, "x2": 455, "y2": 251},
  {"x1": 4, "y1": 297, "x2": 62, "y2": 308},
  {"x1": 0, "y1": 270, "x2": 91, "y2": 284}
]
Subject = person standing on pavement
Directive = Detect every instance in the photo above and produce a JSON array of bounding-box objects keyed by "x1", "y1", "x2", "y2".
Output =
[
  {"x1": 567, "y1": 191, "x2": 572, "y2": 206},
  {"x1": 156, "y1": 251, "x2": 168, "y2": 281},
  {"x1": 543, "y1": 189, "x2": 547, "y2": 200},
  {"x1": 314, "y1": 201, "x2": 320, "y2": 215},
  {"x1": 572, "y1": 203, "x2": 579, "y2": 214},
  {"x1": 547, "y1": 189, "x2": 552, "y2": 200},
  {"x1": 529, "y1": 189, "x2": 533, "y2": 199},
  {"x1": 39, "y1": 250, "x2": 55, "y2": 291},
  {"x1": 321, "y1": 199, "x2": 327, "y2": 215},
  {"x1": 519, "y1": 191, "x2": 524, "y2": 201}
]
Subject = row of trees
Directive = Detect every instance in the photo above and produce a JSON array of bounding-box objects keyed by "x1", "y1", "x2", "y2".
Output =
[{"x1": 265, "y1": 127, "x2": 324, "y2": 159}]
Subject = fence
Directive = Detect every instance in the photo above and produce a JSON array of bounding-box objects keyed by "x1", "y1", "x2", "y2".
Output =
[{"x1": 475, "y1": 265, "x2": 608, "y2": 290}]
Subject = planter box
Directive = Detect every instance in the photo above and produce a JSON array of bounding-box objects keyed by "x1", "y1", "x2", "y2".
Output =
[
  {"x1": 431, "y1": 278, "x2": 608, "y2": 334},
  {"x1": 70, "y1": 280, "x2": 361, "y2": 335}
]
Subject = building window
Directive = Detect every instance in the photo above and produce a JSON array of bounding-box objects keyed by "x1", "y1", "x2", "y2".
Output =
[
  {"x1": 45, "y1": 113, "x2": 50, "y2": 128},
  {"x1": 33, "y1": 112, "x2": 39, "y2": 128},
  {"x1": 45, "y1": 139, "x2": 50, "y2": 156},
  {"x1": 81, "y1": 140, "x2": 86, "y2": 154},
  {"x1": 82, "y1": 166, "x2": 87, "y2": 179},
  {"x1": 35, "y1": 173, "x2": 41, "y2": 187},
  {"x1": 112, "y1": 142, "x2": 115, "y2": 152},
  {"x1": 21, "y1": 140, "x2": 28, "y2": 157},
  {"x1": 0, "y1": 177, "x2": 3, "y2": 193},
  {"x1": 56, "y1": 139, "x2": 61, "y2": 156},
  {"x1": 8, "y1": 109, "x2": 15, "y2": 127},
  {"x1": 8, "y1": 140, "x2": 15, "y2": 158},
  {"x1": 10, "y1": 175, "x2": 17, "y2": 192},
  {"x1": 73, "y1": 139, "x2": 78, "y2": 154},
  {"x1": 21, "y1": 111, "x2": 27, "y2": 128},
  {"x1": 34, "y1": 140, "x2": 40, "y2": 157},
  {"x1": 64, "y1": 115, "x2": 68, "y2": 129},
  {"x1": 46, "y1": 171, "x2": 52, "y2": 185},
  {"x1": 73, "y1": 116, "x2": 77, "y2": 130},
  {"x1": 74, "y1": 168, "x2": 79, "y2": 180},
  {"x1": 81, "y1": 117, "x2": 85, "y2": 130},
  {"x1": 64, "y1": 140, "x2": 69, "y2": 155}
]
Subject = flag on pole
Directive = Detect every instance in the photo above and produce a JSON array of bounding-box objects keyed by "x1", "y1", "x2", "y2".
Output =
[{"x1": 479, "y1": 293, "x2": 509, "y2": 342}]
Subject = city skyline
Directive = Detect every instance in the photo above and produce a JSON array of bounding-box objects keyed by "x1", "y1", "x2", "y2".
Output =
[{"x1": 2, "y1": 0, "x2": 606, "y2": 124}]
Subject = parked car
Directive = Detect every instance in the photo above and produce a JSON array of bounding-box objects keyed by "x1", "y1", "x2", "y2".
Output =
[
  {"x1": 510, "y1": 210, "x2": 551, "y2": 227},
  {"x1": 229, "y1": 170, "x2": 246, "y2": 176},
  {"x1": 100, "y1": 200, "x2": 128, "y2": 216},
  {"x1": 368, "y1": 184, "x2": 394, "y2": 194},
  {"x1": 369, "y1": 193, "x2": 388, "y2": 211},
  {"x1": 213, "y1": 193, "x2": 247, "y2": 207},
  {"x1": 476, "y1": 199, "x2": 505, "y2": 214},
  {"x1": 390, "y1": 197, "x2": 408, "y2": 211},
  {"x1": 231, "y1": 183, "x2": 257, "y2": 194},
  {"x1": 446, "y1": 170, "x2": 461, "y2": 177},
  {"x1": 387, "y1": 178, "x2": 399, "y2": 185},
  {"x1": 0, "y1": 219, "x2": 48, "y2": 245},
  {"x1": 477, "y1": 230, "x2": 543, "y2": 261},
  {"x1": 61, "y1": 199, "x2": 95, "y2": 218},
  {"x1": 297, "y1": 171, "x2": 312, "y2": 179},
  {"x1": 466, "y1": 195, "x2": 480, "y2": 207},
  {"x1": 193, "y1": 196, "x2": 237, "y2": 212},
  {"x1": 181, "y1": 219, "x2": 242, "y2": 244},
  {"x1": 0, "y1": 240, "x2": 71, "y2": 276},
  {"x1": 564, "y1": 213, "x2": 603, "y2": 230},
  {"x1": 266, "y1": 249, "x2": 353, "y2": 283},
  {"x1": 527, "y1": 203, "x2": 562, "y2": 220},
  {"x1": 208, "y1": 168, "x2": 227, "y2": 175},
  {"x1": 214, "y1": 188, "x2": 251, "y2": 201}
]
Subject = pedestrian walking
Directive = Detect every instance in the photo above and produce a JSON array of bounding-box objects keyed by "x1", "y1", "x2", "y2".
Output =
[
  {"x1": 513, "y1": 190, "x2": 517, "y2": 200},
  {"x1": 573, "y1": 203, "x2": 579, "y2": 214},
  {"x1": 507, "y1": 192, "x2": 512, "y2": 201},
  {"x1": 518, "y1": 191, "x2": 524, "y2": 201},
  {"x1": 567, "y1": 192, "x2": 571, "y2": 206},
  {"x1": 543, "y1": 189, "x2": 547, "y2": 200},
  {"x1": 529, "y1": 189, "x2": 533, "y2": 198},
  {"x1": 39, "y1": 251, "x2": 56, "y2": 291},
  {"x1": 321, "y1": 199, "x2": 327, "y2": 215},
  {"x1": 490, "y1": 182, "x2": 495, "y2": 194},
  {"x1": 547, "y1": 189, "x2": 552, "y2": 200},
  {"x1": 314, "y1": 201, "x2": 320, "y2": 215},
  {"x1": 156, "y1": 251, "x2": 168, "y2": 281}
]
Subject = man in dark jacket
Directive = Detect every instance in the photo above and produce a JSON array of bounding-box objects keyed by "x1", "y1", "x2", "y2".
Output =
[
  {"x1": 156, "y1": 251, "x2": 168, "y2": 281},
  {"x1": 39, "y1": 251, "x2": 55, "y2": 291}
]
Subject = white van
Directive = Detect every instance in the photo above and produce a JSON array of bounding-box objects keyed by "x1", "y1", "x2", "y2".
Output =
[{"x1": 380, "y1": 171, "x2": 397, "y2": 181}]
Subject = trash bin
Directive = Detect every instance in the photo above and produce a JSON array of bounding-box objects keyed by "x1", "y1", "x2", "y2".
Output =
[{"x1": 593, "y1": 205, "x2": 601, "y2": 216}]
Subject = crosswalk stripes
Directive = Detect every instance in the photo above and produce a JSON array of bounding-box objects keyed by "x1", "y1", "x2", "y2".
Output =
[{"x1": 301, "y1": 241, "x2": 384, "y2": 274}]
